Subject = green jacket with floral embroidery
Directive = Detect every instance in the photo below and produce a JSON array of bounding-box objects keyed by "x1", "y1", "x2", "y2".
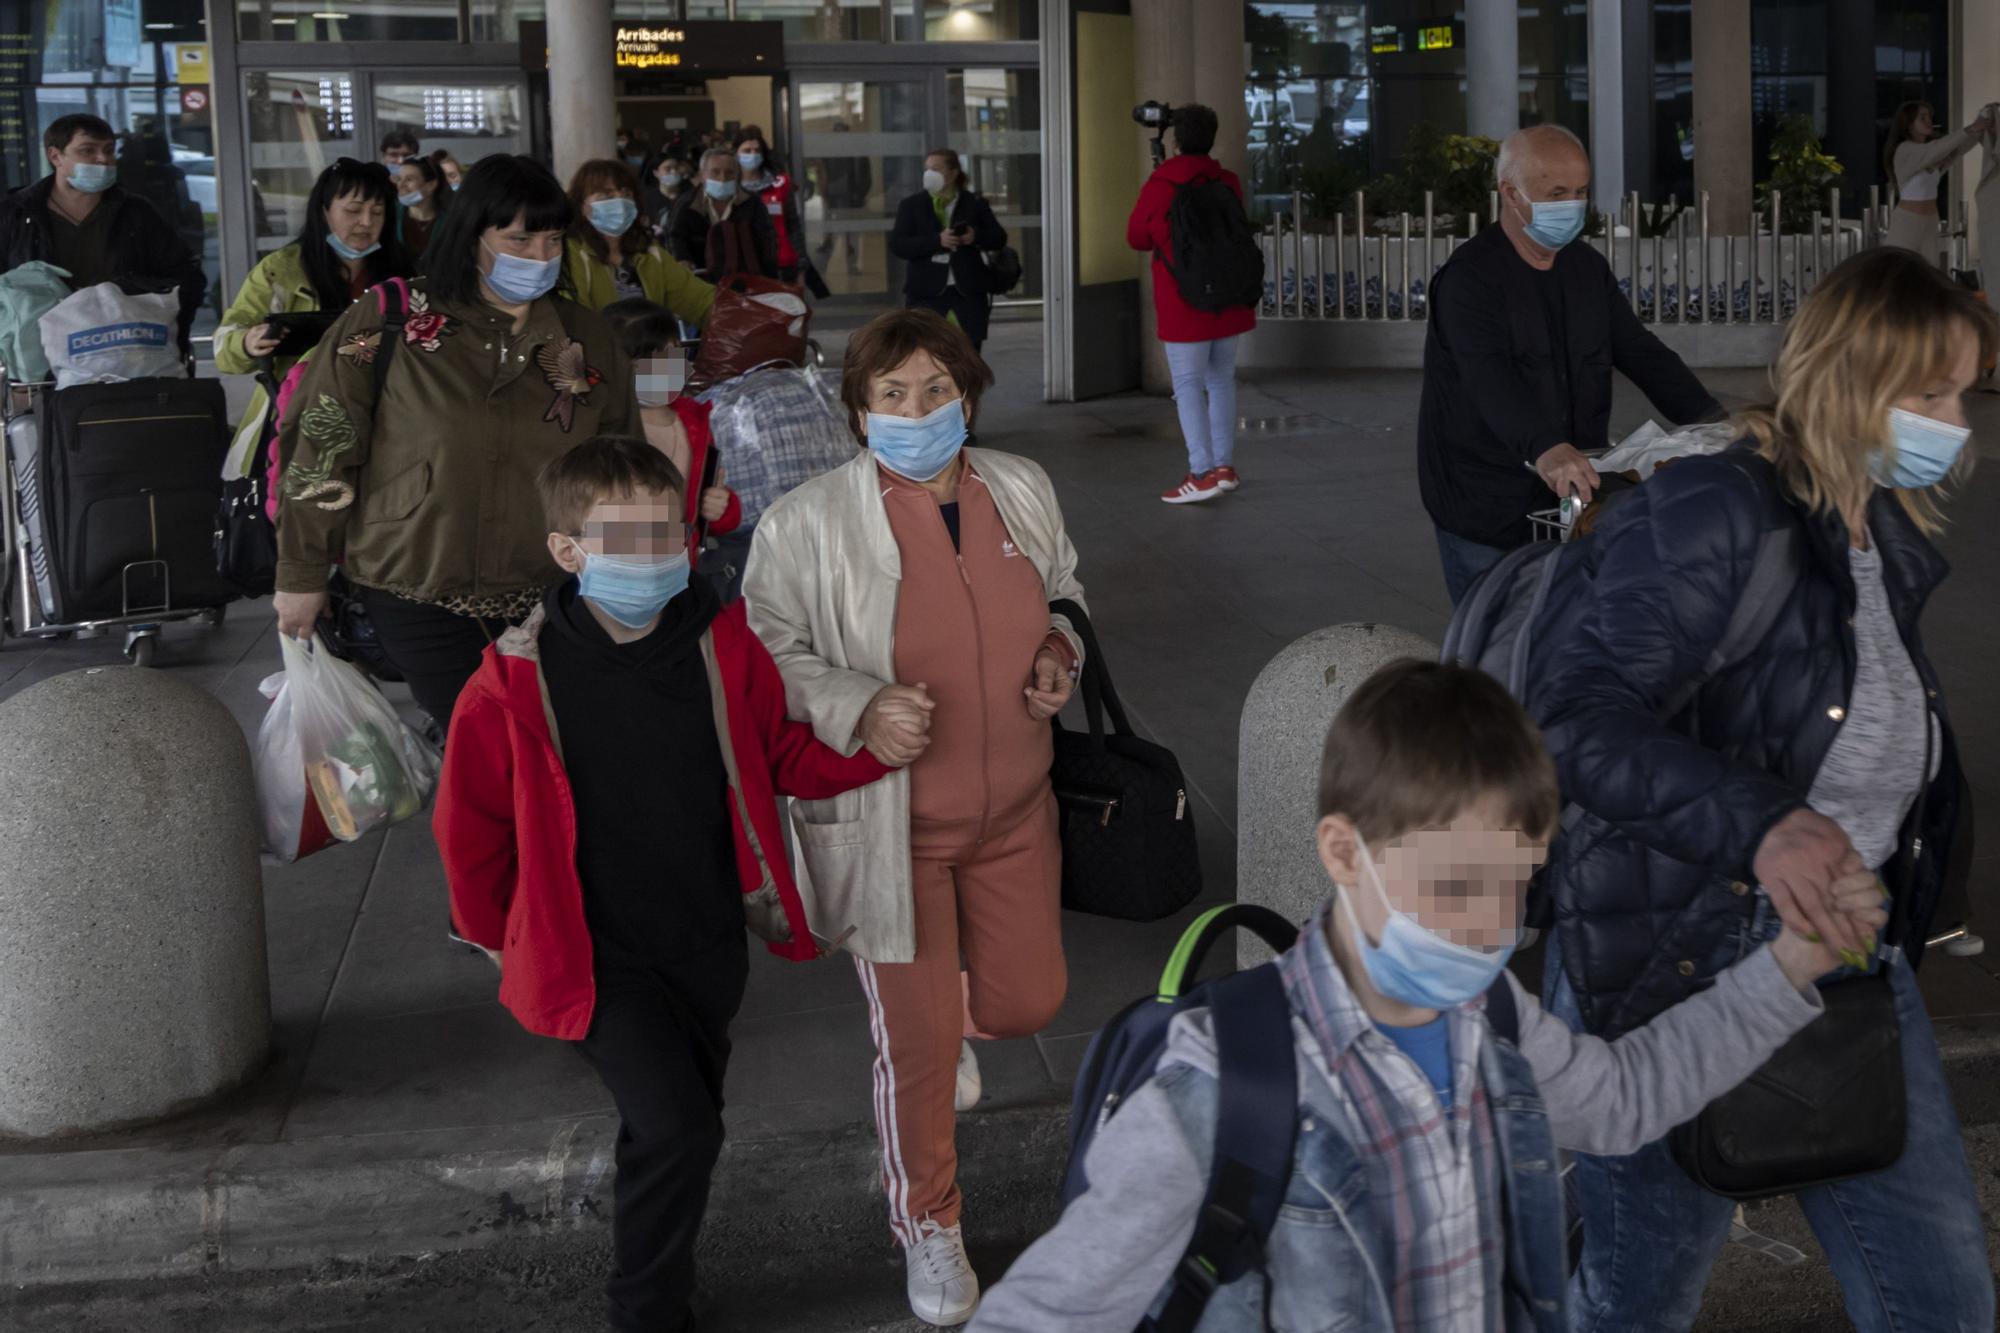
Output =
[{"x1": 273, "y1": 279, "x2": 640, "y2": 601}]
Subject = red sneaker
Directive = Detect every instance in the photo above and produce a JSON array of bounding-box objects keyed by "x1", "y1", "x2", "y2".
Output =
[
  {"x1": 1160, "y1": 471, "x2": 1223, "y2": 505},
  {"x1": 1212, "y1": 466, "x2": 1242, "y2": 492}
]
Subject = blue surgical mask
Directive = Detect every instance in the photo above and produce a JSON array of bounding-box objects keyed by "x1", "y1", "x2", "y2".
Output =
[
  {"x1": 1520, "y1": 196, "x2": 1588, "y2": 251},
  {"x1": 1872, "y1": 407, "x2": 1972, "y2": 489},
  {"x1": 589, "y1": 197, "x2": 639, "y2": 235},
  {"x1": 867, "y1": 397, "x2": 969, "y2": 482},
  {"x1": 450, "y1": 181, "x2": 462, "y2": 192},
  {"x1": 481, "y1": 241, "x2": 561, "y2": 303},
  {"x1": 327, "y1": 233, "x2": 382, "y2": 261},
  {"x1": 660, "y1": 171, "x2": 682, "y2": 190},
  {"x1": 68, "y1": 162, "x2": 116, "y2": 194},
  {"x1": 397, "y1": 190, "x2": 424, "y2": 209},
  {"x1": 703, "y1": 177, "x2": 736, "y2": 201},
  {"x1": 1336, "y1": 834, "x2": 1518, "y2": 1011},
  {"x1": 572, "y1": 545, "x2": 692, "y2": 629},
  {"x1": 737, "y1": 151, "x2": 763, "y2": 174}
]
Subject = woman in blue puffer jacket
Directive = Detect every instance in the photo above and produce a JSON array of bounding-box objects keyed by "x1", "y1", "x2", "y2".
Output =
[{"x1": 1532, "y1": 247, "x2": 1996, "y2": 1332}]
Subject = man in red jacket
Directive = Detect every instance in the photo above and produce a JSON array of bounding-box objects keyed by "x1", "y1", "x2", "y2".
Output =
[
  {"x1": 1126, "y1": 102, "x2": 1258, "y2": 505},
  {"x1": 437, "y1": 436, "x2": 892, "y2": 1333}
]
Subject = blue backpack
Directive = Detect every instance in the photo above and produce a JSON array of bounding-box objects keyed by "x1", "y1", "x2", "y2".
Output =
[{"x1": 1062, "y1": 904, "x2": 1520, "y2": 1332}]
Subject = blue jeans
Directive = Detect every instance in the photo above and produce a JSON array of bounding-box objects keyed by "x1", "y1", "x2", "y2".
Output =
[
  {"x1": 1549, "y1": 926, "x2": 1994, "y2": 1332},
  {"x1": 1164, "y1": 335, "x2": 1240, "y2": 475},
  {"x1": 1435, "y1": 527, "x2": 1511, "y2": 605}
]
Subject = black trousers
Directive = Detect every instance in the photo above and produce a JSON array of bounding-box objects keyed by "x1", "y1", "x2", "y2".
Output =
[
  {"x1": 909, "y1": 288, "x2": 990, "y2": 350},
  {"x1": 355, "y1": 587, "x2": 512, "y2": 733},
  {"x1": 576, "y1": 937, "x2": 750, "y2": 1333}
]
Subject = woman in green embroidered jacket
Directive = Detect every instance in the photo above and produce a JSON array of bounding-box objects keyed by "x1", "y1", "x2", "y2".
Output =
[{"x1": 271, "y1": 154, "x2": 641, "y2": 733}]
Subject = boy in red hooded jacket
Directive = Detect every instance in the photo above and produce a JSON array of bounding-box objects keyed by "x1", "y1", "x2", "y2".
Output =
[{"x1": 438, "y1": 435, "x2": 892, "y2": 1333}]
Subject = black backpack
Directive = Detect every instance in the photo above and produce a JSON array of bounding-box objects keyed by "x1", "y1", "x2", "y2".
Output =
[
  {"x1": 1061, "y1": 905, "x2": 1523, "y2": 1332},
  {"x1": 1165, "y1": 176, "x2": 1265, "y2": 313}
]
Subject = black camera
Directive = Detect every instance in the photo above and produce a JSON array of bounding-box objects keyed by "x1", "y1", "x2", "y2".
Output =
[{"x1": 1133, "y1": 100, "x2": 1175, "y2": 165}]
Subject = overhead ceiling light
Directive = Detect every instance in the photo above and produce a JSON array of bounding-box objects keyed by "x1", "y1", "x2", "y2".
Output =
[
  {"x1": 271, "y1": 15, "x2": 298, "y2": 22},
  {"x1": 311, "y1": 11, "x2": 351, "y2": 19},
  {"x1": 143, "y1": 21, "x2": 176, "y2": 29}
]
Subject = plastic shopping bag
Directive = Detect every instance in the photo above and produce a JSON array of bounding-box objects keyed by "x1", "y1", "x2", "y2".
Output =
[
  {"x1": 39, "y1": 282, "x2": 182, "y2": 388},
  {"x1": 253, "y1": 633, "x2": 439, "y2": 863},
  {"x1": 0, "y1": 261, "x2": 74, "y2": 382},
  {"x1": 1593, "y1": 418, "x2": 1740, "y2": 480},
  {"x1": 688, "y1": 276, "x2": 810, "y2": 394}
]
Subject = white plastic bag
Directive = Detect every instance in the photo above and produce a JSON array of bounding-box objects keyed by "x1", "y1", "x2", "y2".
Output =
[
  {"x1": 253, "y1": 633, "x2": 439, "y2": 863},
  {"x1": 1593, "y1": 418, "x2": 1740, "y2": 480},
  {"x1": 38, "y1": 281, "x2": 182, "y2": 388}
]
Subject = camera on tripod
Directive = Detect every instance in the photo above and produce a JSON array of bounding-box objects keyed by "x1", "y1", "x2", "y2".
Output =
[{"x1": 1133, "y1": 100, "x2": 1175, "y2": 166}]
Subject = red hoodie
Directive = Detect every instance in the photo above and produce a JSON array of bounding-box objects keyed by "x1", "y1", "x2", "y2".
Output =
[
  {"x1": 437, "y1": 599, "x2": 890, "y2": 1041},
  {"x1": 1126, "y1": 153, "x2": 1259, "y2": 343},
  {"x1": 668, "y1": 395, "x2": 742, "y2": 558}
]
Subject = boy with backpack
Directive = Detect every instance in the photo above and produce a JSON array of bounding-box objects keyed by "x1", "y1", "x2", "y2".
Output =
[
  {"x1": 1125, "y1": 102, "x2": 1264, "y2": 507},
  {"x1": 437, "y1": 436, "x2": 893, "y2": 1333},
  {"x1": 971, "y1": 659, "x2": 1888, "y2": 1332}
]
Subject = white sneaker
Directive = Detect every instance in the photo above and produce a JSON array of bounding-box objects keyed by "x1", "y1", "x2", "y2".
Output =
[
  {"x1": 954, "y1": 1039, "x2": 982, "y2": 1113},
  {"x1": 906, "y1": 1219, "x2": 979, "y2": 1326}
]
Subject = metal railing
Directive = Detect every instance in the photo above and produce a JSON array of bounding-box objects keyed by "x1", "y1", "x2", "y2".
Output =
[{"x1": 1259, "y1": 186, "x2": 1974, "y2": 326}]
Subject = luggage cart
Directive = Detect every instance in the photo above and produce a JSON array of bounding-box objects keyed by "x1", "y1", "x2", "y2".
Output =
[{"x1": 0, "y1": 367, "x2": 226, "y2": 666}]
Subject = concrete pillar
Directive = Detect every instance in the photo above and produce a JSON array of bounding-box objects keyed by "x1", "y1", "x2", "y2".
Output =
[
  {"x1": 1586, "y1": 0, "x2": 1625, "y2": 211},
  {"x1": 548, "y1": 0, "x2": 616, "y2": 186},
  {"x1": 1691, "y1": 0, "x2": 1752, "y2": 232},
  {"x1": 1954, "y1": 0, "x2": 2000, "y2": 274},
  {"x1": 1134, "y1": 0, "x2": 1197, "y2": 395},
  {"x1": 0, "y1": 670, "x2": 269, "y2": 1137},
  {"x1": 1235, "y1": 624, "x2": 1442, "y2": 968},
  {"x1": 1465, "y1": 0, "x2": 1520, "y2": 142}
]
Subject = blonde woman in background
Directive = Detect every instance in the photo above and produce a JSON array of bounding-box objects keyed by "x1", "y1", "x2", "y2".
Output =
[{"x1": 1883, "y1": 100, "x2": 1994, "y2": 260}]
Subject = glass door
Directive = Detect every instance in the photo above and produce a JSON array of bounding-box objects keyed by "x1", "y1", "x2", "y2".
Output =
[
  {"x1": 948, "y1": 66, "x2": 1041, "y2": 302},
  {"x1": 243, "y1": 71, "x2": 359, "y2": 260},
  {"x1": 795, "y1": 75, "x2": 930, "y2": 301}
]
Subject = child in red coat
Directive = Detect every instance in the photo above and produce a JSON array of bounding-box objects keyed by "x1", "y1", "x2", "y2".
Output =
[{"x1": 438, "y1": 436, "x2": 891, "y2": 1333}]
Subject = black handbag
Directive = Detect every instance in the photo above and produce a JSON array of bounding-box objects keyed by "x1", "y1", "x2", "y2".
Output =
[
  {"x1": 983, "y1": 245, "x2": 1024, "y2": 297},
  {"x1": 1668, "y1": 965, "x2": 1903, "y2": 1198},
  {"x1": 1047, "y1": 598, "x2": 1201, "y2": 921},
  {"x1": 1670, "y1": 727, "x2": 1935, "y2": 1199},
  {"x1": 214, "y1": 365, "x2": 282, "y2": 597}
]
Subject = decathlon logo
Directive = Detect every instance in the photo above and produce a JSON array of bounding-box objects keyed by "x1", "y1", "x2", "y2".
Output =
[{"x1": 68, "y1": 322, "x2": 169, "y2": 356}]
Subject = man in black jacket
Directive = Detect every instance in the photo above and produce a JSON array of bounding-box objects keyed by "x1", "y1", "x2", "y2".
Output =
[
  {"x1": 0, "y1": 114, "x2": 208, "y2": 352},
  {"x1": 1418, "y1": 124, "x2": 1719, "y2": 603}
]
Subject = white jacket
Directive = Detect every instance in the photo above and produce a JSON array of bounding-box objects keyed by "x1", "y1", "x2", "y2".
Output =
[{"x1": 745, "y1": 447, "x2": 1087, "y2": 962}]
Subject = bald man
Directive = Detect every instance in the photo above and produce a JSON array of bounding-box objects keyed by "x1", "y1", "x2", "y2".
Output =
[{"x1": 1418, "y1": 124, "x2": 1720, "y2": 603}]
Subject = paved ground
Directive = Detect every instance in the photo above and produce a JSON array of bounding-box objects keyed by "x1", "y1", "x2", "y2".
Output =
[{"x1": 5, "y1": 314, "x2": 2000, "y2": 1328}]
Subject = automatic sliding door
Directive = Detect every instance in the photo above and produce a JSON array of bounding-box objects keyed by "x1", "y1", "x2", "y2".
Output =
[{"x1": 797, "y1": 77, "x2": 928, "y2": 301}]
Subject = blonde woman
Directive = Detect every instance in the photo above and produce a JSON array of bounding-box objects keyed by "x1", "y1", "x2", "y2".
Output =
[
  {"x1": 1882, "y1": 99, "x2": 1995, "y2": 260},
  {"x1": 1534, "y1": 246, "x2": 1995, "y2": 1329}
]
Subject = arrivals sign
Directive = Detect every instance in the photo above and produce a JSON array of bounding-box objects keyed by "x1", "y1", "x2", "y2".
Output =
[{"x1": 518, "y1": 20, "x2": 782, "y2": 75}]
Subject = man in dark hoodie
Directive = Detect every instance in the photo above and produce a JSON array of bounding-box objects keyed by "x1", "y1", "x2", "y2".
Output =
[
  {"x1": 0, "y1": 114, "x2": 207, "y2": 350},
  {"x1": 437, "y1": 436, "x2": 893, "y2": 1333}
]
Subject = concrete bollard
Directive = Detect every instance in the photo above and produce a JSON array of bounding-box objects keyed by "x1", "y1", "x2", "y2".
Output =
[
  {"x1": 0, "y1": 668, "x2": 270, "y2": 1138},
  {"x1": 1236, "y1": 624, "x2": 1441, "y2": 968}
]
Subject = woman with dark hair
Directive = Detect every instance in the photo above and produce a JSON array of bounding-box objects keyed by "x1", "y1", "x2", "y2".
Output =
[
  {"x1": 1537, "y1": 247, "x2": 1996, "y2": 1329},
  {"x1": 393, "y1": 153, "x2": 450, "y2": 261},
  {"x1": 1883, "y1": 99, "x2": 1994, "y2": 259},
  {"x1": 735, "y1": 127, "x2": 805, "y2": 281},
  {"x1": 746, "y1": 308, "x2": 1086, "y2": 1327},
  {"x1": 561, "y1": 157, "x2": 713, "y2": 322},
  {"x1": 890, "y1": 147, "x2": 1007, "y2": 351},
  {"x1": 673, "y1": 148, "x2": 780, "y2": 279},
  {"x1": 269, "y1": 154, "x2": 641, "y2": 734},
  {"x1": 214, "y1": 157, "x2": 409, "y2": 480}
]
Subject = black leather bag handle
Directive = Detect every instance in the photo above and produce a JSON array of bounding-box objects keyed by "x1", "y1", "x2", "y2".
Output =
[{"x1": 1049, "y1": 597, "x2": 1133, "y2": 747}]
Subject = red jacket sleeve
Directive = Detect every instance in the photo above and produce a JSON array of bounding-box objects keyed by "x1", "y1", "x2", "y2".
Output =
[
  {"x1": 434, "y1": 689, "x2": 517, "y2": 951},
  {"x1": 731, "y1": 612, "x2": 892, "y2": 798},
  {"x1": 712, "y1": 488, "x2": 742, "y2": 536},
  {"x1": 1126, "y1": 174, "x2": 1164, "y2": 253}
]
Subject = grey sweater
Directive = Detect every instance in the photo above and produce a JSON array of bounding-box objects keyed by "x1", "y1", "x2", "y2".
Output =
[{"x1": 970, "y1": 944, "x2": 1821, "y2": 1333}]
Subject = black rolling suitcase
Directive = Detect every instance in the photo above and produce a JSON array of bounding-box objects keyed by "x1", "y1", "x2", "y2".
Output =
[{"x1": 27, "y1": 377, "x2": 234, "y2": 623}]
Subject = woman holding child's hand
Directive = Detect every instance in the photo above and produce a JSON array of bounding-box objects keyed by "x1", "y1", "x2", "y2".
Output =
[
  {"x1": 1531, "y1": 248, "x2": 1994, "y2": 1331},
  {"x1": 746, "y1": 309, "x2": 1086, "y2": 1327}
]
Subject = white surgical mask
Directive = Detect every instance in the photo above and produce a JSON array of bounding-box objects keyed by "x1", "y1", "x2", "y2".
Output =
[{"x1": 923, "y1": 169, "x2": 948, "y2": 196}]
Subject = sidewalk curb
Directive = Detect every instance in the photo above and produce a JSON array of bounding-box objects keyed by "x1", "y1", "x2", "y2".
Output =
[
  {"x1": 7, "y1": 1019, "x2": 1998, "y2": 1290},
  {"x1": 0, "y1": 1102, "x2": 1074, "y2": 1289}
]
